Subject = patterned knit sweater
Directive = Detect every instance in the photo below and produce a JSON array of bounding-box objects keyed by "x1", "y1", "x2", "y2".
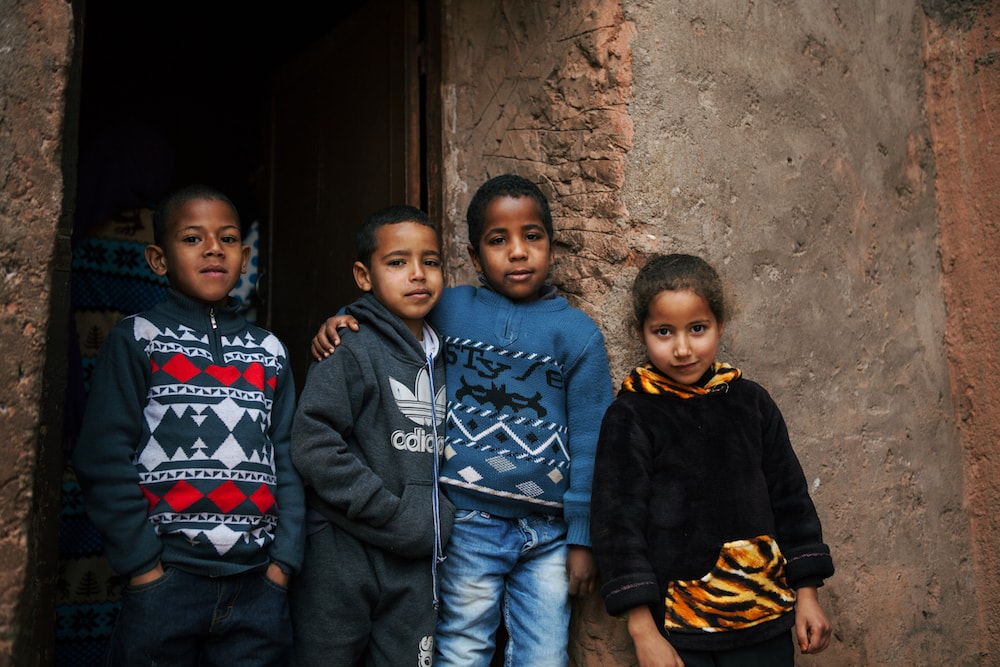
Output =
[
  {"x1": 73, "y1": 290, "x2": 305, "y2": 578},
  {"x1": 431, "y1": 285, "x2": 614, "y2": 547}
]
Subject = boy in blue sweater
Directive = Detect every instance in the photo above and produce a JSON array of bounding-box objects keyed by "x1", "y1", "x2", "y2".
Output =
[
  {"x1": 73, "y1": 184, "x2": 305, "y2": 666},
  {"x1": 313, "y1": 174, "x2": 614, "y2": 666}
]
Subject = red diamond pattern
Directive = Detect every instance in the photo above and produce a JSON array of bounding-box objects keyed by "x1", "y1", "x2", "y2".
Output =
[
  {"x1": 243, "y1": 363, "x2": 265, "y2": 391},
  {"x1": 141, "y1": 486, "x2": 160, "y2": 512},
  {"x1": 156, "y1": 358, "x2": 272, "y2": 390},
  {"x1": 208, "y1": 480, "x2": 247, "y2": 513},
  {"x1": 163, "y1": 480, "x2": 203, "y2": 511},
  {"x1": 161, "y1": 353, "x2": 200, "y2": 383},
  {"x1": 206, "y1": 365, "x2": 241, "y2": 386},
  {"x1": 249, "y1": 484, "x2": 275, "y2": 513}
]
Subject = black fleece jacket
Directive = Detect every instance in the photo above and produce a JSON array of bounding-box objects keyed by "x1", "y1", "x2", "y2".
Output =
[{"x1": 591, "y1": 372, "x2": 834, "y2": 651}]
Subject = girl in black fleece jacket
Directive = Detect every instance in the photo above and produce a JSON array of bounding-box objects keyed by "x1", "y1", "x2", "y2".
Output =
[{"x1": 591, "y1": 254, "x2": 834, "y2": 667}]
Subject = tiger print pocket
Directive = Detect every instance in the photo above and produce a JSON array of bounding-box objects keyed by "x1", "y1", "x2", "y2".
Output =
[{"x1": 663, "y1": 534, "x2": 796, "y2": 631}]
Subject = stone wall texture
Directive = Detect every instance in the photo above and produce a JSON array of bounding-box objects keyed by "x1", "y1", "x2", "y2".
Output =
[
  {"x1": 440, "y1": 0, "x2": 997, "y2": 664},
  {"x1": 923, "y1": 0, "x2": 1000, "y2": 661},
  {"x1": 0, "y1": 0, "x2": 74, "y2": 664}
]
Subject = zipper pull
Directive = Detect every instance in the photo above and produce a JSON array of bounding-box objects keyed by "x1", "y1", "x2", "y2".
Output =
[{"x1": 210, "y1": 307, "x2": 217, "y2": 330}]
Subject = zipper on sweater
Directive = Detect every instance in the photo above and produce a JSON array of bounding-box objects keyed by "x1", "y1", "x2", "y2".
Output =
[
  {"x1": 208, "y1": 307, "x2": 223, "y2": 363},
  {"x1": 427, "y1": 352, "x2": 446, "y2": 609}
]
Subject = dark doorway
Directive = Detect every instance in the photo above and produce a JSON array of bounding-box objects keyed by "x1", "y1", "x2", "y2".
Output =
[
  {"x1": 269, "y1": 0, "x2": 425, "y2": 387},
  {"x1": 75, "y1": 0, "x2": 438, "y2": 383},
  {"x1": 59, "y1": 1, "x2": 438, "y2": 663}
]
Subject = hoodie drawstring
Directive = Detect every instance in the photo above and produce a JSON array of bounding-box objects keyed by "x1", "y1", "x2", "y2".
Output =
[{"x1": 427, "y1": 353, "x2": 446, "y2": 610}]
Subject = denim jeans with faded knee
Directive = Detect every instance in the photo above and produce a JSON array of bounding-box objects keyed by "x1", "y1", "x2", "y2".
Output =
[{"x1": 434, "y1": 510, "x2": 570, "y2": 667}]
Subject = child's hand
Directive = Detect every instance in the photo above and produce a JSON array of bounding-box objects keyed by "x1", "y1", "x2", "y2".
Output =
[
  {"x1": 311, "y1": 315, "x2": 359, "y2": 360},
  {"x1": 129, "y1": 561, "x2": 164, "y2": 586},
  {"x1": 265, "y1": 562, "x2": 290, "y2": 588},
  {"x1": 627, "y1": 606, "x2": 685, "y2": 667},
  {"x1": 794, "y1": 586, "x2": 832, "y2": 654},
  {"x1": 634, "y1": 634, "x2": 684, "y2": 667},
  {"x1": 566, "y1": 546, "x2": 597, "y2": 596}
]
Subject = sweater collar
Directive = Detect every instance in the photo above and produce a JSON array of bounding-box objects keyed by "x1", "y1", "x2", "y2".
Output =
[
  {"x1": 163, "y1": 289, "x2": 243, "y2": 332},
  {"x1": 346, "y1": 293, "x2": 440, "y2": 360},
  {"x1": 621, "y1": 361, "x2": 741, "y2": 398},
  {"x1": 477, "y1": 274, "x2": 559, "y2": 301}
]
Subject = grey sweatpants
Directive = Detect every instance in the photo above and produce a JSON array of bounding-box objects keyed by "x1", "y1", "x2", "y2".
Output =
[{"x1": 290, "y1": 521, "x2": 437, "y2": 667}]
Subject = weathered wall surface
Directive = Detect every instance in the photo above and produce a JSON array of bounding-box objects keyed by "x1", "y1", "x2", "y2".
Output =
[
  {"x1": 439, "y1": 0, "x2": 635, "y2": 321},
  {"x1": 922, "y1": 1, "x2": 1000, "y2": 662},
  {"x1": 441, "y1": 1, "x2": 989, "y2": 665},
  {"x1": 0, "y1": 0, "x2": 74, "y2": 664},
  {"x1": 615, "y1": 2, "x2": 974, "y2": 665}
]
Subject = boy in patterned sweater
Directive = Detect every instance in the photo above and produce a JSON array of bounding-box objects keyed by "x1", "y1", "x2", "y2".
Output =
[
  {"x1": 73, "y1": 184, "x2": 305, "y2": 666},
  {"x1": 313, "y1": 174, "x2": 614, "y2": 666}
]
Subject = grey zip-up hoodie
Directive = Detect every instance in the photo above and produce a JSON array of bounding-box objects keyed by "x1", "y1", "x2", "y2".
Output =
[{"x1": 291, "y1": 293, "x2": 453, "y2": 559}]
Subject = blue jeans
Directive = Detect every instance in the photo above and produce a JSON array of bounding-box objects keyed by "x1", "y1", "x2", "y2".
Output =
[
  {"x1": 108, "y1": 566, "x2": 291, "y2": 666},
  {"x1": 434, "y1": 510, "x2": 570, "y2": 667}
]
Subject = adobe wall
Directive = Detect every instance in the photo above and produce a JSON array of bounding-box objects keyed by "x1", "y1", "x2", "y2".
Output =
[
  {"x1": 0, "y1": 0, "x2": 74, "y2": 664},
  {"x1": 922, "y1": 0, "x2": 1000, "y2": 660},
  {"x1": 440, "y1": 1, "x2": 993, "y2": 664}
]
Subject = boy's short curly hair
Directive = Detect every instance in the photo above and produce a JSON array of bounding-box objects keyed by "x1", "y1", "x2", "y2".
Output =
[
  {"x1": 631, "y1": 254, "x2": 727, "y2": 327},
  {"x1": 355, "y1": 205, "x2": 437, "y2": 266},
  {"x1": 466, "y1": 174, "x2": 554, "y2": 248},
  {"x1": 153, "y1": 184, "x2": 239, "y2": 246}
]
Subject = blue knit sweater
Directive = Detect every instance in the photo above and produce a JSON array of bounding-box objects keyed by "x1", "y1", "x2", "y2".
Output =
[
  {"x1": 73, "y1": 290, "x2": 305, "y2": 578},
  {"x1": 431, "y1": 286, "x2": 614, "y2": 547}
]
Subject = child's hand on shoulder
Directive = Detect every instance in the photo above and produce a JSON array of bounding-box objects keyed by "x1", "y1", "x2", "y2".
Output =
[
  {"x1": 566, "y1": 545, "x2": 597, "y2": 596},
  {"x1": 311, "y1": 315, "x2": 359, "y2": 360}
]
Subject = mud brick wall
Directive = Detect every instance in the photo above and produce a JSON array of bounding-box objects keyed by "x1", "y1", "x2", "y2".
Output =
[
  {"x1": 440, "y1": 1, "x2": 996, "y2": 664},
  {"x1": 0, "y1": 0, "x2": 74, "y2": 664}
]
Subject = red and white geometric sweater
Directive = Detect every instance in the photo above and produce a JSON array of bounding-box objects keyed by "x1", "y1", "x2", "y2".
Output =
[{"x1": 73, "y1": 290, "x2": 305, "y2": 578}]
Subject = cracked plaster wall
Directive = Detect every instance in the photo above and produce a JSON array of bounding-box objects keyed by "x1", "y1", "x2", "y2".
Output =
[{"x1": 440, "y1": 1, "x2": 996, "y2": 664}]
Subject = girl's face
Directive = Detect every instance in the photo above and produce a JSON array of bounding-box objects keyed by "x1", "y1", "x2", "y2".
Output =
[{"x1": 642, "y1": 288, "x2": 723, "y2": 385}]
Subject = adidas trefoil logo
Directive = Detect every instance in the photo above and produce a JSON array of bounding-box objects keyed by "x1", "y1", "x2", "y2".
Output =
[
  {"x1": 389, "y1": 367, "x2": 446, "y2": 454},
  {"x1": 389, "y1": 367, "x2": 446, "y2": 427}
]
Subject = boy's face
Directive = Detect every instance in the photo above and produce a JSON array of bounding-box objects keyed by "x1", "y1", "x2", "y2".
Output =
[
  {"x1": 467, "y1": 195, "x2": 554, "y2": 302},
  {"x1": 353, "y1": 221, "x2": 443, "y2": 340},
  {"x1": 144, "y1": 198, "x2": 249, "y2": 307}
]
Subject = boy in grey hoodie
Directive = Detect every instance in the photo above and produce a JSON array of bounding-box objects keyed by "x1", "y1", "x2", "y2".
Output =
[{"x1": 289, "y1": 205, "x2": 454, "y2": 666}]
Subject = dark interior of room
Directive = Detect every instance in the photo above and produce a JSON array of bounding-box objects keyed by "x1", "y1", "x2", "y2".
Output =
[
  {"x1": 75, "y1": 1, "x2": 428, "y2": 379},
  {"x1": 77, "y1": 1, "x2": 359, "y2": 230}
]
